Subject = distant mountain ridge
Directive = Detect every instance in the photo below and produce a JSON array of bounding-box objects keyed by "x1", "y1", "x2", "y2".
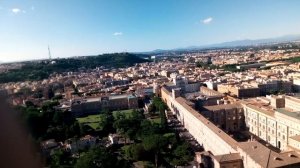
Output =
[
  {"x1": 144, "y1": 34, "x2": 300, "y2": 54},
  {"x1": 207, "y1": 34, "x2": 300, "y2": 48}
]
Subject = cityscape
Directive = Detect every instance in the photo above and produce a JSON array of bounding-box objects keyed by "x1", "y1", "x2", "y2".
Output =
[{"x1": 2, "y1": 1, "x2": 300, "y2": 168}]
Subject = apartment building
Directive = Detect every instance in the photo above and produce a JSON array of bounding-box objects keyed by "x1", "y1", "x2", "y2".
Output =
[
  {"x1": 161, "y1": 86, "x2": 300, "y2": 167},
  {"x1": 242, "y1": 96, "x2": 300, "y2": 151},
  {"x1": 201, "y1": 103, "x2": 245, "y2": 132}
]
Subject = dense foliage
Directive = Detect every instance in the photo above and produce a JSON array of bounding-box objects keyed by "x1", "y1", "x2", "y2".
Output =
[
  {"x1": 18, "y1": 95, "x2": 193, "y2": 167},
  {"x1": 0, "y1": 53, "x2": 149, "y2": 83},
  {"x1": 289, "y1": 56, "x2": 300, "y2": 63},
  {"x1": 74, "y1": 147, "x2": 130, "y2": 168},
  {"x1": 17, "y1": 101, "x2": 81, "y2": 142}
]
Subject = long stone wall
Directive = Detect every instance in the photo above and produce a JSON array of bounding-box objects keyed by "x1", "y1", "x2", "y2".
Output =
[{"x1": 161, "y1": 86, "x2": 238, "y2": 155}]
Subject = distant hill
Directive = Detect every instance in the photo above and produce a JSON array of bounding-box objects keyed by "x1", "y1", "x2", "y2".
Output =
[
  {"x1": 143, "y1": 34, "x2": 300, "y2": 54},
  {"x1": 0, "y1": 53, "x2": 149, "y2": 83},
  {"x1": 206, "y1": 34, "x2": 300, "y2": 48}
]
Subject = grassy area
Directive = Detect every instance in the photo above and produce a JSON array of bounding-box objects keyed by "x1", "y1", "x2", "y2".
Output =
[
  {"x1": 112, "y1": 109, "x2": 134, "y2": 119},
  {"x1": 76, "y1": 109, "x2": 136, "y2": 130},
  {"x1": 133, "y1": 161, "x2": 155, "y2": 168},
  {"x1": 77, "y1": 114, "x2": 102, "y2": 123},
  {"x1": 77, "y1": 114, "x2": 102, "y2": 130},
  {"x1": 149, "y1": 117, "x2": 161, "y2": 124}
]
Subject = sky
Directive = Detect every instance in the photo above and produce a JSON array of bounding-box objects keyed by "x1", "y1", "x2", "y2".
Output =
[{"x1": 1, "y1": 0, "x2": 300, "y2": 62}]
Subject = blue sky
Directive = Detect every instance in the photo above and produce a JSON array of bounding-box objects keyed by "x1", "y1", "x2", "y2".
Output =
[{"x1": 1, "y1": 0, "x2": 300, "y2": 62}]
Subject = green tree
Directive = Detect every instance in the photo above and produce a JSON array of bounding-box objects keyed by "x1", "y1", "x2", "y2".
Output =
[
  {"x1": 53, "y1": 111, "x2": 64, "y2": 125},
  {"x1": 123, "y1": 143, "x2": 147, "y2": 161},
  {"x1": 75, "y1": 147, "x2": 130, "y2": 168},
  {"x1": 159, "y1": 104, "x2": 167, "y2": 129},
  {"x1": 25, "y1": 100, "x2": 35, "y2": 107},
  {"x1": 100, "y1": 110, "x2": 115, "y2": 136},
  {"x1": 170, "y1": 142, "x2": 194, "y2": 166},
  {"x1": 148, "y1": 103, "x2": 156, "y2": 114},
  {"x1": 50, "y1": 149, "x2": 72, "y2": 168},
  {"x1": 131, "y1": 109, "x2": 144, "y2": 120},
  {"x1": 114, "y1": 118, "x2": 140, "y2": 142},
  {"x1": 143, "y1": 135, "x2": 167, "y2": 167},
  {"x1": 24, "y1": 107, "x2": 47, "y2": 139}
]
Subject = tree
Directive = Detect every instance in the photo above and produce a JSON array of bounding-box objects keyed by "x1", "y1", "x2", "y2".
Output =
[
  {"x1": 100, "y1": 110, "x2": 115, "y2": 136},
  {"x1": 114, "y1": 118, "x2": 140, "y2": 143},
  {"x1": 114, "y1": 111, "x2": 126, "y2": 120},
  {"x1": 25, "y1": 100, "x2": 35, "y2": 107},
  {"x1": 170, "y1": 142, "x2": 194, "y2": 166},
  {"x1": 148, "y1": 103, "x2": 156, "y2": 114},
  {"x1": 50, "y1": 149, "x2": 72, "y2": 168},
  {"x1": 130, "y1": 144, "x2": 146, "y2": 160},
  {"x1": 123, "y1": 144, "x2": 147, "y2": 161},
  {"x1": 159, "y1": 104, "x2": 167, "y2": 130},
  {"x1": 143, "y1": 135, "x2": 167, "y2": 167},
  {"x1": 131, "y1": 109, "x2": 144, "y2": 121},
  {"x1": 24, "y1": 107, "x2": 47, "y2": 139},
  {"x1": 75, "y1": 147, "x2": 130, "y2": 168},
  {"x1": 53, "y1": 111, "x2": 64, "y2": 125}
]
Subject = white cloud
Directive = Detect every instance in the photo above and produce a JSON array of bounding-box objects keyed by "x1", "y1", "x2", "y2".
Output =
[
  {"x1": 10, "y1": 8, "x2": 27, "y2": 14},
  {"x1": 11, "y1": 8, "x2": 21, "y2": 14},
  {"x1": 202, "y1": 17, "x2": 213, "y2": 24},
  {"x1": 31, "y1": 6, "x2": 35, "y2": 11},
  {"x1": 113, "y1": 32, "x2": 123, "y2": 36}
]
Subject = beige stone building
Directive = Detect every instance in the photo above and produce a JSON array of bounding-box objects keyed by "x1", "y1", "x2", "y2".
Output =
[
  {"x1": 217, "y1": 84, "x2": 260, "y2": 98},
  {"x1": 201, "y1": 103, "x2": 245, "y2": 132},
  {"x1": 71, "y1": 94, "x2": 138, "y2": 117},
  {"x1": 161, "y1": 86, "x2": 300, "y2": 167},
  {"x1": 242, "y1": 96, "x2": 300, "y2": 151}
]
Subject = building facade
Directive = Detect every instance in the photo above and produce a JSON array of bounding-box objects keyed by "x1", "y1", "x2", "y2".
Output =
[
  {"x1": 242, "y1": 96, "x2": 300, "y2": 151},
  {"x1": 71, "y1": 94, "x2": 138, "y2": 117},
  {"x1": 161, "y1": 86, "x2": 300, "y2": 167}
]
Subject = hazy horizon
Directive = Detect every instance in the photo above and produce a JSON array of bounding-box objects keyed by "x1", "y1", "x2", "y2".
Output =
[{"x1": 1, "y1": 0, "x2": 300, "y2": 62}]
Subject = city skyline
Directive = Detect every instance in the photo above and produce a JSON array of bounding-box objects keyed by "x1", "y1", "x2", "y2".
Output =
[{"x1": 1, "y1": 0, "x2": 300, "y2": 62}]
